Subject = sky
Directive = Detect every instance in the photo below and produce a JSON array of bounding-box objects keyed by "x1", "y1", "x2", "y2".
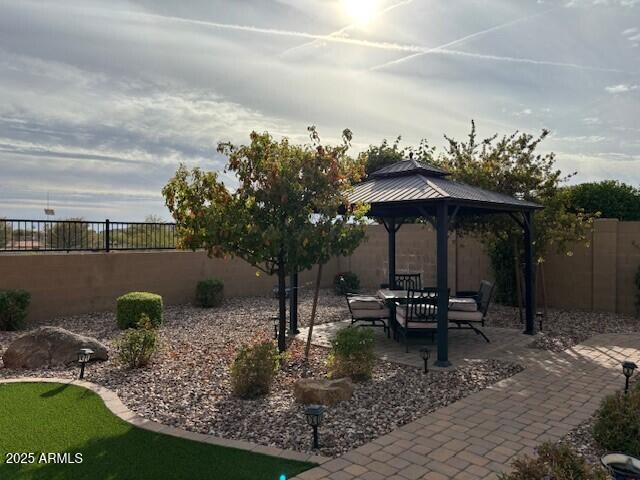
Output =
[{"x1": 0, "y1": 0, "x2": 639, "y2": 221}]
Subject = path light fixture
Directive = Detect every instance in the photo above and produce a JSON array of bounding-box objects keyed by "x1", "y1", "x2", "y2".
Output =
[
  {"x1": 77, "y1": 348, "x2": 94, "y2": 380},
  {"x1": 279, "y1": 475, "x2": 287, "y2": 480},
  {"x1": 304, "y1": 404, "x2": 324, "y2": 450},
  {"x1": 622, "y1": 361, "x2": 637, "y2": 394},
  {"x1": 419, "y1": 347, "x2": 430, "y2": 374},
  {"x1": 272, "y1": 316, "x2": 279, "y2": 340},
  {"x1": 601, "y1": 453, "x2": 640, "y2": 480}
]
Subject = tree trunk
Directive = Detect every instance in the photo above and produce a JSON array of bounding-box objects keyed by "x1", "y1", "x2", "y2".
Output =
[
  {"x1": 277, "y1": 257, "x2": 287, "y2": 353},
  {"x1": 305, "y1": 262, "x2": 324, "y2": 360}
]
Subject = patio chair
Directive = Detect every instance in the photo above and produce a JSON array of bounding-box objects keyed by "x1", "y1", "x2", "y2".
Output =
[
  {"x1": 394, "y1": 273, "x2": 422, "y2": 291},
  {"x1": 395, "y1": 287, "x2": 444, "y2": 352},
  {"x1": 340, "y1": 277, "x2": 390, "y2": 337},
  {"x1": 450, "y1": 280, "x2": 495, "y2": 342}
]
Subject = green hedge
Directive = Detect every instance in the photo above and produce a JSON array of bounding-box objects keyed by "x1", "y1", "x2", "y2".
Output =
[
  {"x1": 334, "y1": 272, "x2": 360, "y2": 295},
  {"x1": 0, "y1": 290, "x2": 31, "y2": 331},
  {"x1": 195, "y1": 278, "x2": 224, "y2": 308},
  {"x1": 116, "y1": 292, "x2": 163, "y2": 329}
]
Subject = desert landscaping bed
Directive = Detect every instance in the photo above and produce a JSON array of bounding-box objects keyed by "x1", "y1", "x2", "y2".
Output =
[{"x1": 1, "y1": 289, "x2": 520, "y2": 456}]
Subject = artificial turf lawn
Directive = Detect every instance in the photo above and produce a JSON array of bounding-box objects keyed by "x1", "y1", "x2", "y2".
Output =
[{"x1": 0, "y1": 382, "x2": 314, "y2": 480}]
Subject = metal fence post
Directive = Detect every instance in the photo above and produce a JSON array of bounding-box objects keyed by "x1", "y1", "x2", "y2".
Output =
[{"x1": 105, "y1": 219, "x2": 110, "y2": 252}]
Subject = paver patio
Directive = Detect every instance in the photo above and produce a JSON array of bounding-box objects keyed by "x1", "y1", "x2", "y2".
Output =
[{"x1": 292, "y1": 330, "x2": 640, "y2": 480}]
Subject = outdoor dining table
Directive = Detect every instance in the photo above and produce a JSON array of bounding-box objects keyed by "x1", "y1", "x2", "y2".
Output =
[{"x1": 376, "y1": 289, "x2": 479, "y2": 336}]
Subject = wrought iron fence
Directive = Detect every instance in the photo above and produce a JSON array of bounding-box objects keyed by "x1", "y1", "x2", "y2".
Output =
[{"x1": 0, "y1": 219, "x2": 177, "y2": 252}]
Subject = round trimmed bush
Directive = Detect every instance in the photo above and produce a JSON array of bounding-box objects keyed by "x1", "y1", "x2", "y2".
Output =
[
  {"x1": 593, "y1": 386, "x2": 640, "y2": 457},
  {"x1": 116, "y1": 292, "x2": 163, "y2": 330},
  {"x1": 195, "y1": 278, "x2": 224, "y2": 308}
]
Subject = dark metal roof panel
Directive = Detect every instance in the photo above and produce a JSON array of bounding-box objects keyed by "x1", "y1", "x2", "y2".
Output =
[
  {"x1": 349, "y1": 174, "x2": 542, "y2": 210},
  {"x1": 370, "y1": 159, "x2": 449, "y2": 178}
]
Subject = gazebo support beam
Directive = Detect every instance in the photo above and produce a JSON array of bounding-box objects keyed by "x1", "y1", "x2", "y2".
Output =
[
  {"x1": 523, "y1": 211, "x2": 535, "y2": 335},
  {"x1": 383, "y1": 218, "x2": 403, "y2": 289},
  {"x1": 435, "y1": 202, "x2": 451, "y2": 367}
]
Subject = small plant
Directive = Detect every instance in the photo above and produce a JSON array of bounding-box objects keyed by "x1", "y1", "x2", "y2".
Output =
[
  {"x1": 334, "y1": 272, "x2": 360, "y2": 295},
  {"x1": 0, "y1": 290, "x2": 31, "y2": 331},
  {"x1": 116, "y1": 314, "x2": 159, "y2": 368},
  {"x1": 327, "y1": 327, "x2": 375, "y2": 381},
  {"x1": 196, "y1": 278, "x2": 224, "y2": 308},
  {"x1": 230, "y1": 341, "x2": 280, "y2": 399},
  {"x1": 498, "y1": 442, "x2": 607, "y2": 480},
  {"x1": 593, "y1": 386, "x2": 640, "y2": 457},
  {"x1": 116, "y1": 291, "x2": 163, "y2": 329}
]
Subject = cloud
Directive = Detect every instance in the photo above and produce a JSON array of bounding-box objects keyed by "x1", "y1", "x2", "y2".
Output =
[{"x1": 605, "y1": 83, "x2": 639, "y2": 93}]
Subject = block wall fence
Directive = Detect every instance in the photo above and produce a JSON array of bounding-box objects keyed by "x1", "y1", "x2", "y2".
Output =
[{"x1": 1, "y1": 219, "x2": 638, "y2": 322}]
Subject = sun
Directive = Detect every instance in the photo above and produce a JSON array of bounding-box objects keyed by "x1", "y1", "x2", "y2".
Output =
[{"x1": 342, "y1": 0, "x2": 379, "y2": 25}]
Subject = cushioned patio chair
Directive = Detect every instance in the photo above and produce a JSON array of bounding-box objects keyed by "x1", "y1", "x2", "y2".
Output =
[
  {"x1": 450, "y1": 280, "x2": 495, "y2": 343},
  {"x1": 394, "y1": 273, "x2": 422, "y2": 291},
  {"x1": 340, "y1": 277, "x2": 390, "y2": 337},
  {"x1": 395, "y1": 287, "x2": 443, "y2": 352}
]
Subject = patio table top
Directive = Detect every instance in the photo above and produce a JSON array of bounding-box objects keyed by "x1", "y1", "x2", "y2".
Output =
[{"x1": 376, "y1": 289, "x2": 478, "y2": 312}]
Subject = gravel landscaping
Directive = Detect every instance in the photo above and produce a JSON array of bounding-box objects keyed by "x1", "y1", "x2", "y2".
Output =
[
  {"x1": 486, "y1": 304, "x2": 640, "y2": 352},
  {"x1": 1, "y1": 289, "x2": 521, "y2": 457}
]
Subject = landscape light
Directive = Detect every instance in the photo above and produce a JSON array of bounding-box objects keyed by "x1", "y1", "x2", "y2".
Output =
[
  {"x1": 77, "y1": 348, "x2": 94, "y2": 380},
  {"x1": 272, "y1": 317, "x2": 279, "y2": 340},
  {"x1": 419, "y1": 347, "x2": 430, "y2": 374},
  {"x1": 622, "y1": 361, "x2": 637, "y2": 394},
  {"x1": 304, "y1": 404, "x2": 324, "y2": 450}
]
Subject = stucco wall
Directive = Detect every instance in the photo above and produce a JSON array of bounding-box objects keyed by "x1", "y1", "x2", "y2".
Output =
[{"x1": 1, "y1": 220, "x2": 639, "y2": 322}]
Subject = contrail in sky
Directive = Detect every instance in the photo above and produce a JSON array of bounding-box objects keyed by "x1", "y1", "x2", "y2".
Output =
[{"x1": 370, "y1": 7, "x2": 559, "y2": 71}]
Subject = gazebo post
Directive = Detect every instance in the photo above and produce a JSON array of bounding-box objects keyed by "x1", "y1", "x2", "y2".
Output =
[
  {"x1": 523, "y1": 211, "x2": 535, "y2": 335},
  {"x1": 435, "y1": 202, "x2": 451, "y2": 367},
  {"x1": 387, "y1": 217, "x2": 396, "y2": 289}
]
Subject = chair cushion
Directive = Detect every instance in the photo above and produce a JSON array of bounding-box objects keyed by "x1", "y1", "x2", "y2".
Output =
[
  {"x1": 351, "y1": 308, "x2": 390, "y2": 319},
  {"x1": 449, "y1": 298, "x2": 478, "y2": 312},
  {"x1": 348, "y1": 296, "x2": 385, "y2": 310},
  {"x1": 448, "y1": 310, "x2": 483, "y2": 322},
  {"x1": 395, "y1": 308, "x2": 439, "y2": 329}
]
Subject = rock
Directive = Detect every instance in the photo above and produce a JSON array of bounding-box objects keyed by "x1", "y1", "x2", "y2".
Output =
[
  {"x1": 2, "y1": 326, "x2": 108, "y2": 369},
  {"x1": 294, "y1": 377, "x2": 354, "y2": 406}
]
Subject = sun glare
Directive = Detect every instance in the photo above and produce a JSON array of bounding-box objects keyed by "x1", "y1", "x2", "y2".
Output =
[{"x1": 342, "y1": 0, "x2": 379, "y2": 25}]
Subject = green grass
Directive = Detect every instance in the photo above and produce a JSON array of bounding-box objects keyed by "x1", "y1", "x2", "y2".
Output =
[{"x1": 0, "y1": 382, "x2": 314, "y2": 480}]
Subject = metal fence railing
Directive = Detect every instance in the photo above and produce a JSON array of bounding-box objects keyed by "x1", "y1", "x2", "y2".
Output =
[{"x1": 0, "y1": 219, "x2": 177, "y2": 252}]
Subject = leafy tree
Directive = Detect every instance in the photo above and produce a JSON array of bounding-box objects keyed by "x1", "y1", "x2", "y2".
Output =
[
  {"x1": 45, "y1": 218, "x2": 98, "y2": 250},
  {"x1": 432, "y1": 121, "x2": 596, "y2": 305},
  {"x1": 163, "y1": 128, "x2": 368, "y2": 351},
  {"x1": 116, "y1": 215, "x2": 175, "y2": 249},
  {"x1": 565, "y1": 180, "x2": 640, "y2": 221}
]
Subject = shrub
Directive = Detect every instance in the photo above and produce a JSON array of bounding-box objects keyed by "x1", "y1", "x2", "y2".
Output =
[
  {"x1": 195, "y1": 278, "x2": 224, "y2": 308},
  {"x1": 593, "y1": 387, "x2": 640, "y2": 457},
  {"x1": 498, "y1": 442, "x2": 607, "y2": 480},
  {"x1": 327, "y1": 327, "x2": 375, "y2": 381},
  {"x1": 0, "y1": 290, "x2": 31, "y2": 331},
  {"x1": 116, "y1": 314, "x2": 159, "y2": 368},
  {"x1": 334, "y1": 272, "x2": 360, "y2": 295},
  {"x1": 230, "y1": 341, "x2": 280, "y2": 399},
  {"x1": 116, "y1": 292, "x2": 163, "y2": 329}
]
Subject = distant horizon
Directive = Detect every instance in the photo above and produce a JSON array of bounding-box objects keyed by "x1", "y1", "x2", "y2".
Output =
[{"x1": 1, "y1": 0, "x2": 639, "y2": 220}]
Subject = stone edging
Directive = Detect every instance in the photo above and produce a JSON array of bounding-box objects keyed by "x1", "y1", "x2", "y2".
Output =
[{"x1": 0, "y1": 377, "x2": 327, "y2": 465}]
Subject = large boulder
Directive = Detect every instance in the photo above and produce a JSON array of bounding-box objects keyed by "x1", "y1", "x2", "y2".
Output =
[
  {"x1": 294, "y1": 377, "x2": 354, "y2": 406},
  {"x1": 2, "y1": 326, "x2": 108, "y2": 369}
]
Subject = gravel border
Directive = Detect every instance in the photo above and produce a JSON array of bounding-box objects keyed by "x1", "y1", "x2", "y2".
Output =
[{"x1": 1, "y1": 291, "x2": 522, "y2": 457}]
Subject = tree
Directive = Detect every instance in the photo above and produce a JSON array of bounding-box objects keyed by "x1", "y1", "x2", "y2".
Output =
[
  {"x1": 565, "y1": 181, "x2": 640, "y2": 221},
  {"x1": 432, "y1": 121, "x2": 596, "y2": 305},
  {"x1": 163, "y1": 128, "x2": 368, "y2": 351},
  {"x1": 45, "y1": 218, "x2": 98, "y2": 250}
]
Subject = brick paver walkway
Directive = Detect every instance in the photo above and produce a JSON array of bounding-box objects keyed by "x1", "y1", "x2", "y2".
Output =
[{"x1": 292, "y1": 333, "x2": 640, "y2": 480}]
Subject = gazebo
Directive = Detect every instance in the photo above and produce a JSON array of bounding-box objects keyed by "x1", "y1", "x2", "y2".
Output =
[{"x1": 349, "y1": 158, "x2": 543, "y2": 366}]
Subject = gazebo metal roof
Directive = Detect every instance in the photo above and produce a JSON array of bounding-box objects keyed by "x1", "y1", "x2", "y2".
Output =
[{"x1": 350, "y1": 159, "x2": 542, "y2": 215}]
